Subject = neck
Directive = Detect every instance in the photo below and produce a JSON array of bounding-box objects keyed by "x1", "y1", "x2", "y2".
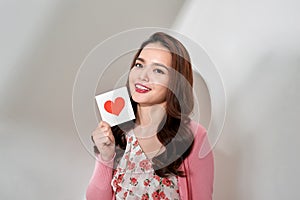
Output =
[{"x1": 135, "y1": 103, "x2": 167, "y2": 137}]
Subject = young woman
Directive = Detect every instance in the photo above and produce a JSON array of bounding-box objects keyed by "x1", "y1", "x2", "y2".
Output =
[{"x1": 86, "y1": 32, "x2": 214, "y2": 200}]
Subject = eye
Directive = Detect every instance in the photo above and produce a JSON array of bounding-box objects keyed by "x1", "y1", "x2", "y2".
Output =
[
  {"x1": 153, "y1": 68, "x2": 165, "y2": 74},
  {"x1": 134, "y1": 63, "x2": 143, "y2": 68}
]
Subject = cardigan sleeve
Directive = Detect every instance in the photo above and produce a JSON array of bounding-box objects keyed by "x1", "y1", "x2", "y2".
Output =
[
  {"x1": 188, "y1": 122, "x2": 214, "y2": 200},
  {"x1": 86, "y1": 154, "x2": 116, "y2": 200}
]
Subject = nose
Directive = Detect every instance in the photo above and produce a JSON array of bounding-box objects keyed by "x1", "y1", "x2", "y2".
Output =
[{"x1": 139, "y1": 66, "x2": 150, "y2": 82}]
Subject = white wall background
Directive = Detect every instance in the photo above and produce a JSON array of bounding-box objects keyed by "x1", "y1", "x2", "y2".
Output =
[
  {"x1": 1, "y1": 0, "x2": 299, "y2": 199},
  {"x1": 0, "y1": 1, "x2": 185, "y2": 199},
  {"x1": 173, "y1": 0, "x2": 300, "y2": 199}
]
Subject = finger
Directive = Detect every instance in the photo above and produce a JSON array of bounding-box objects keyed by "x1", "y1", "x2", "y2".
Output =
[
  {"x1": 100, "y1": 121, "x2": 111, "y2": 128},
  {"x1": 100, "y1": 128, "x2": 114, "y2": 142},
  {"x1": 102, "y1": 127, "x2": 109, "y2": 132},
  {"x1": 92, "y1": 129, "x2": 103, "y2": 138},
  {"x1": 104, "y1": 136, "x2": 112, "y2": 145},
  {"x1": 92, "y1": 127, "x2": 108, "y2": 137},
  {"x1": 97, "y1": 136, "x2": 113, "y2": 146},
  {"x1": 92, "y1": 133, "x2": 110, "y2": 141},
  {"x1": 97, "y1": 121, "x2": 104, "y2": 128},
  {"x1": 107, "y1": 132, "x2": 115, "y2": 143}
]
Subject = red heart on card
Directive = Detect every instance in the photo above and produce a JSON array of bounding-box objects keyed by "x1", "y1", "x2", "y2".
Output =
[{"x1": 104, "y1": 97, "x2": 125, "y2": 116}]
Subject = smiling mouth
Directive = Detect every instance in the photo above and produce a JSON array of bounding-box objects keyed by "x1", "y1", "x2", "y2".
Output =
[{"x1": 135, "y1": 83, "x2": 151, "y2": 93}]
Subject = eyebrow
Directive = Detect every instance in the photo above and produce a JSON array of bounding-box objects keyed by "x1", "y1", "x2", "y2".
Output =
[{"x1": 136, "y1": 57, "x2": 169, "y2": 71}]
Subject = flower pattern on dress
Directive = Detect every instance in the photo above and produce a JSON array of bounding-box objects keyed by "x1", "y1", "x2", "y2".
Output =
[
  {"x1": 139, "y1": 159, "x2": 152, "y2": 171},
  {"x1": 111, "y1": 130, "x2": 180, "y2": 200}
]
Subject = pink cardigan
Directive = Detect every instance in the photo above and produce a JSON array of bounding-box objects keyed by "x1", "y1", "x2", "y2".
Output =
[{"x1": 86, "y1": 121, "x2": 214, "y2": 200}]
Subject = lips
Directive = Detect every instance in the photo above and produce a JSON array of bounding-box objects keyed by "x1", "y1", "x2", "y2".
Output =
[{"x1": 135, "y1": 83, "x2": 151, "y2": 93}]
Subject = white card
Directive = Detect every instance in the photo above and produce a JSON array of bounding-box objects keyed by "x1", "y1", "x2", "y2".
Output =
[{"x1": 95, "y1": 87, "x2": 135, "y2": 127}]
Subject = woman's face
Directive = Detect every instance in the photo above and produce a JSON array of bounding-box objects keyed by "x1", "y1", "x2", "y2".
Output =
[{"x1": 129, "y1": 43, "x2": 172, "y2": 106}]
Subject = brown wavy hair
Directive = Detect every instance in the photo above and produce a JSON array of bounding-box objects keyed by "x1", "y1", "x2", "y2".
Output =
[{"x1": 95, "y1": 32, "x2": 195, "y2": 177}]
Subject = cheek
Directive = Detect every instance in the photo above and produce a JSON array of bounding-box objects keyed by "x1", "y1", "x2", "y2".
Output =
[
  {"x1": 155, "y1": 84, "x2": 169, "y2": 96},
  {"x1": 157, "y1": 78, "x2": 169, "y2": 88},
  {"x1": 157, "y1": 87, "x2": 169, "y2": 101},
  {"x1": 152, "y1": 75, "x2": 169, "y2": 86}
]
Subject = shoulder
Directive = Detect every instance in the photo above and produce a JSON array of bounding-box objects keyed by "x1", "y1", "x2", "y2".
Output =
[
  {"x1": 187, "y1": 120, "x2": 213, "y2": 160},
  {"x1": 184, "y1": 120, "x2": 214, "y2": 200},
  {"x1": 188, "y1": 120, "x2": 207, "y2": 139}
]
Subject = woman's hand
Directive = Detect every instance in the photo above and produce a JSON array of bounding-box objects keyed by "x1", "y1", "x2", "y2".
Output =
[{"x1": 91, "y1": 121, "x2": 115, "y2": 161}]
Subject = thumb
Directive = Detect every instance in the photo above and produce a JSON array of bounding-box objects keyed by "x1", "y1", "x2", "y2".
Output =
[{"x1": 105, "y1": 131, "x2": 115, "y2": 144}]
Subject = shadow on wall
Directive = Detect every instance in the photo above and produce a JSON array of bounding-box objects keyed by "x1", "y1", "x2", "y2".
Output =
[
  {"x1": 192, "y1": 70, "x2": 211, "y2": 129},
  {"x1": 214, "y1": 49, "x2": 300, "y2": 199},
  {"x1": 213, "y1": 116, "x2": 256, "y2": 200}
]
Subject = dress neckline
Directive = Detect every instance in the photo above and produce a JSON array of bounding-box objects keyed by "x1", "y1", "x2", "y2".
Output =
[{"x1": 129, "y1": 129, "x2": 166, "y2": 161}]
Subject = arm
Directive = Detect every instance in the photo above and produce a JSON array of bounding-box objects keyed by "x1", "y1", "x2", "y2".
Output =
[
  {"x1": 188, "y1": 123, "x2": 214, "y2": 200},
  {"x1": 86, "y1": 154, "x2": 115, "y2": 200}
]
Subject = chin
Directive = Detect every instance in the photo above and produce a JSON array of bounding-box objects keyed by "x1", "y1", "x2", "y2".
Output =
[{"x1": 132, "y1": 95, "x2": 147, "y2": 104}]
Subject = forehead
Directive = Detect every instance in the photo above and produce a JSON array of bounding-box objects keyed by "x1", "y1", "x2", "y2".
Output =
[{"x1": 139, "y1": 43, "x2": 172, "y2": 65}]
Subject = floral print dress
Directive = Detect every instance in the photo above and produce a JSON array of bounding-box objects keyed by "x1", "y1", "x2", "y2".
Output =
[{"x1": 111, "y1": 130, "x2": 180, "y2": 200}]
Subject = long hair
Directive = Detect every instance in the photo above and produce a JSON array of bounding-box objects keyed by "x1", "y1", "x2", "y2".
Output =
[{"x1": 95, "y1": 32, "x2": 195, "y2": 177}]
